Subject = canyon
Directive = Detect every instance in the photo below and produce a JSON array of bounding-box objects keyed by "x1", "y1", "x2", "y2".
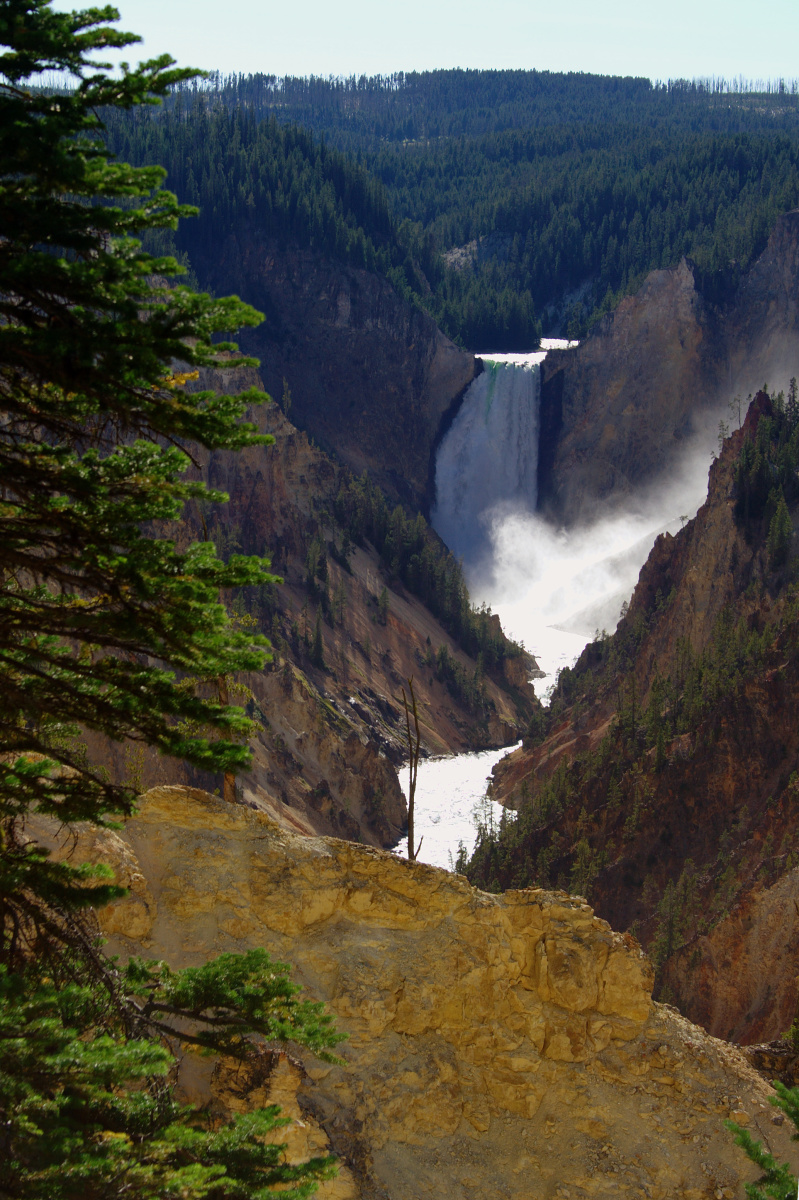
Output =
[
  {"x1": 92, "y1": 361, "x2": 536, "y2": 849},
  {"x1": 476, "y1": 391, "x2": 799, "y2": 1045},
  {"x1": 193, "y1": 237, "x2": 476, "y2": 511},
  {"x1": 14, "y1": 43, "x2": 799, "y2": 1200},
  {"x1": 184, "y1": 203, "x2": 799, "y2": 1041},
  {"x1": 169, "y1": 211, "x2": 799, "y2": 1042},
  {"x1": 194, "y1": 213, "x2": 799, "y2": 541},
  {"x1": 70, "y1": 207, "x2": 799, "y2": 1191}
]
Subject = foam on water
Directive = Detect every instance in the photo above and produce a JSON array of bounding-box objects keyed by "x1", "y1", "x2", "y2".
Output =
[
  {"x1": 395, "y1": 744, "x2": 517, "y2": 870},
  {"x1": 411, "y1": 342, "x2": 711, "y2": 866}
]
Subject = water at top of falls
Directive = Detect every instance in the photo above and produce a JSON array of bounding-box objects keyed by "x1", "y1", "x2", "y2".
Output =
[
  {"x1": 472, "y1": 339, "x2": 577, "y2": 365},
  {"x1": 431, "y1": 359, "x2": 541, "y2": 570}
]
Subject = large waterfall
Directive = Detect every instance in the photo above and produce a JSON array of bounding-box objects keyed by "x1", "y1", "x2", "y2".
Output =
[
  {"x1": 430, "y1": 344, "x2": 710, "y2": 697},
  {"x1": 415, "y1": 342, "x2": 711, "y2": 869},
  {"x1": 431, "y1": 360, "x2": 541, "y2": 567}
]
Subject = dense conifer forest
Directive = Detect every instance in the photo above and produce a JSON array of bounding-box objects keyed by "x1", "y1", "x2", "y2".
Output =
[
  {"x1": 106, "y1": 70, "x2": 799, "y2": 348},
  {"x1": 193, "y1": 69, "x2": 799, "y2": 146}
]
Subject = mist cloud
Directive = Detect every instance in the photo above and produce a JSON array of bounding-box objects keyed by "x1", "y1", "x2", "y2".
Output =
[{"x1": 464, "y1": 434, "x2": 715, "y2": 692}]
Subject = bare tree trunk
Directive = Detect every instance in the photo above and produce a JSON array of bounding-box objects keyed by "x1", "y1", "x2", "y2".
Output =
[
  {"x1": 217, "y1": 674, "x2": 238, "y2": 805},
  {"x1": 401, "y1": 676, "x2": 423, "y2": 861}
]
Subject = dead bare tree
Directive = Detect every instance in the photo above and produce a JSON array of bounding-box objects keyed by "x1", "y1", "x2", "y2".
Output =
[{"x1": 400, "y1": 676, "x2": 423, "y2": 861}]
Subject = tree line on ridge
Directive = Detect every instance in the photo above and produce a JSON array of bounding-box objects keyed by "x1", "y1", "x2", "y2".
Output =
[{"x1": 103, "y1": 69, "x2": 799, "y2": 348}]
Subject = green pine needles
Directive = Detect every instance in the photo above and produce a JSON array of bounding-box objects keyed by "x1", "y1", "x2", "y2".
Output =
[
  {"x1": 0, "y1": 3, "x2": 344, "y2": 1194},
  {"x1": 0, "y1": 946, "x2": 343, "y2": 1199},
  {"x1": 727, "y1": 1082, "x2": 799, "y2": 1199}
]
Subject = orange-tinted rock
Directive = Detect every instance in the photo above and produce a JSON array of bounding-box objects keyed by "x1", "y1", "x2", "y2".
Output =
[
  {"x1": 45, "y1": 784, "x2": 797, "y2": 1200},
  {"x1": 539, "y1": 212, "x2": 799, "y2": 525},
  {"x1": 485, "y1": 393, "x2": 799, "y2": 1041},
  {"x1": 87, "y1": 365, "x2": 536, "y2": 849}
]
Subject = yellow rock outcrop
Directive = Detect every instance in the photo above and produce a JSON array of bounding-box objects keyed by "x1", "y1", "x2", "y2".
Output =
[{"x1": 56, "y1": 786, "x2": 798, "y2": 1199}]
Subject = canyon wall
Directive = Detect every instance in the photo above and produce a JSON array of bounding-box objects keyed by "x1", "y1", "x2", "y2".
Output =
[
  {"x1": 57, "y1": 785, "x2": 798, "y2": 1200},
  {"x1": 100, "y1": 365, "x2": 535, "y2": 848},
  {"x1": 196, "y1": 237, "x2": 476, "y2": 510},
  {"x1": 190, "y1": 215, "x2": 799, "y2": 532},
  {"x1": 480, "y1": 396, "x2": 799, "y2": 1042},
  {"x1": 538, "y1": 211, "x2": 799, "y2": 524}
]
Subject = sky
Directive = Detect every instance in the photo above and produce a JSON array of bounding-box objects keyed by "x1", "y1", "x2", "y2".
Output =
[{"x1": 56, "y1": 0, "x2": 797, "y2": 85}]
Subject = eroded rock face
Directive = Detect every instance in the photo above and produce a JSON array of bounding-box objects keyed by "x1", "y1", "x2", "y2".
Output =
[
  {"x1": 187, "y1": 216, "x2": 799, "y2": 533},
  {"x1": 539, "y1": 211, "x2": 799, "y2": 524},
  {"x1": 197, "y1": 237, "x2": 476, "y2": 510},
  {"x1": 90, "y1": 366, "x2": 534, "y2": 849},
  {"x1": 483, "y1": 395, "x2": 799, "y2": 1043},
  {"x1": 72, "y1": 786, "x2": 796, "y2": 1200},
  {"x1": 539, "y1": 259, "x2": 716, "y2": 522},
  {"x1": 668, "y1": 862, "x2": 799, "y2": 1045},
  {"x1": 728, "y1": 210, "x2": 799, "y2": 396}
]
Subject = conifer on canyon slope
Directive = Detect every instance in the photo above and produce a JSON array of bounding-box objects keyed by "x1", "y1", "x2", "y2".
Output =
[{"x1": 0, "y1": 2, "x2": 341, "y2": 1194}]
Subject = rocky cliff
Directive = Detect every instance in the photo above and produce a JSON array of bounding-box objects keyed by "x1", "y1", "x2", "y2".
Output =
[
  {"x1": 538, "y1": 211, "x2": 799, "y2": 525},
  {"x1": 98, "y1": 364, "x2": 536, "y2": 849},
  {"x1": 195, "y1": 236, "x2": 476, "y2": 510},
  {"x1": 52, "y1": 785, "x2": 799, "y2": 1200},
  {"x1": 471, "y1": 393, "x2": 799, "y2": 1042}
]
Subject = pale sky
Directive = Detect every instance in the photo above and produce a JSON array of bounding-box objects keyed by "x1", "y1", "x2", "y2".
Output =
[{"x1": 54, "y1": 0, "x2": 796, "y2": 85}]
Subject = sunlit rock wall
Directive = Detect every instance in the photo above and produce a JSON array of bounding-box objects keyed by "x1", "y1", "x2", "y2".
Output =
[{"x1": 51, "y1": 786, "x2": 796, "y2": 1200}]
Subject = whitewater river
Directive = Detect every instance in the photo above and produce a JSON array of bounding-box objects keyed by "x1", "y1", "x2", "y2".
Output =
[
  {"x1": 394, "y1": 621, "x2": 586, "y2": 870},
  {"x1": 395, "y1": 340, "x2": 710, "y2": 871},
  {"x1": 396, "y1": 746, "x2": 515, "y2": 869}
]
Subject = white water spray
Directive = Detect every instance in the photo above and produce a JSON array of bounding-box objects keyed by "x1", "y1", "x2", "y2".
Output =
[
  {"x1": 431, "y1": 347, "x2": 711, "y2": 699},
  {"x1": 412, "y1": 344, "x2": 712, "y2": 868}
]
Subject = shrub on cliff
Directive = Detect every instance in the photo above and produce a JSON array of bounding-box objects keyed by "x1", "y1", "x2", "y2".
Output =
[
  {"x1": 0, "y1": 2, "x2": 341, "y2": 1194},
  {"x1": 728, "y1": 1082, "x2": 799, "y2": 1198}
]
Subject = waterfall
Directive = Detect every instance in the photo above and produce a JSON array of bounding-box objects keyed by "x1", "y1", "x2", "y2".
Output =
[
  {"x1": 431, "y1": 346, "x2": 709, "y2": 702},
  {"x1": 431, "y1": 360, "x2": 541, "y2": 566}
]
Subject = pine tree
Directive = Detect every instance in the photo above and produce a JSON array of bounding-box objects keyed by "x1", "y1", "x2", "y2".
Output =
[
  {"x1": 1, "y1": 947, "x2": 343, "y2": 1199},
  {"x1": 311, "y1": 607, "x2": 325, "y2": 668},
  {"x1": 767, "y1": 493, "x2": 793, "y2": 567},
  {"x1": 0, "y1": 4, "x2": 342, "y2": 1194},
  {"x1": 0, "y1": 0, "x2": 275, "y2": 904},
  {"x1": 377, "y1": 585, "x2": 389, "y2": 624},
  {"x1": 727, "y1": 1082, "x2": 799, "y2": 1199},
  {"x1": 786, "y1": 377, "x2": 798, "y2": 430}
]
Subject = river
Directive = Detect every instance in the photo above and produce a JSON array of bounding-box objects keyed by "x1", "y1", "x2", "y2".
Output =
[{"x1": 394, "y1": 341, "x2": 709, "y2": 871}]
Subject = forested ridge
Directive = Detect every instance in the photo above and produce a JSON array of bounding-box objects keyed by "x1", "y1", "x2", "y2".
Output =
[
  {"x1": 196, "y1": 69, "x2": 799, "y2": 143},
  {"x1": 104, "y1": 69, "x2": 799, "y2": 347},
  {"x1": 106, "y1": 108, "x2": 402, "y2": 281}
]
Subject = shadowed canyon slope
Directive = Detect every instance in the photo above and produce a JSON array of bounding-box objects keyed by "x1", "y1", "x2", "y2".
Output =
[
  {"x1": 98, "y1": 364, "x2": 535, "y2": 849},
  {"x1": 196, "y1": 213, "x2": 799, "y2": 531},
  {"x1": 538, "y1": 211, "x2": 799, "y2": 524},
  {"x1": 50, "y1": 785, "x2": 798, "y2": 1200},
  {"x1": 195, "y1": 237, "x2": 476, "y2": 510},
  {"x1": 475, "y1": 393, "x2": 799, "y2": 1043}
]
